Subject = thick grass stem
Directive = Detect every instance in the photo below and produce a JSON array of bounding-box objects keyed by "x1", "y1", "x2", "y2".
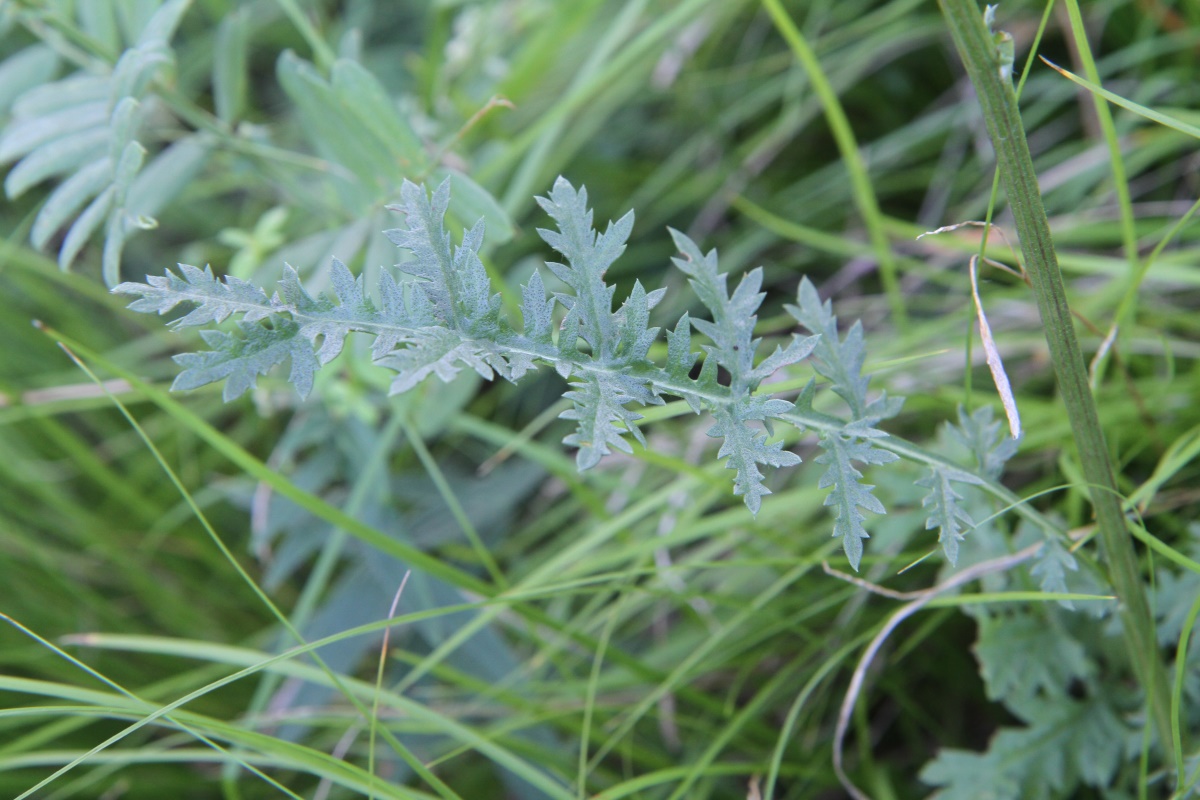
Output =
[{"x1": 937, "y1": 0, "x2": 1176, "y2": 763}]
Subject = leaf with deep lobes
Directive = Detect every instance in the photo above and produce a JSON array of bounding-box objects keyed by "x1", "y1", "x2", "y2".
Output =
[
  {"x1": 172, "y1": 318, "x2": 320, "y2": 401},
  {"x1": 816, "y1": 431, "x2": 899, "y2": 570},
  {"x1": 916, "y1": 465, "x2": 981, "y2": 566}
]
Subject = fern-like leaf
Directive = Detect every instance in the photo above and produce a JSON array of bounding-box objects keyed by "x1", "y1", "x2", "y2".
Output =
[
  {"x1": 916, "y1": 466, "x2": 982, "y2": 566},
  {"x1": 785, "y1": 278, "x2": 902, "y2": 568},
  {"x1": 115, "y1": 262, "x2": 275, "y2": 326},
  {"x1": 947, "y1": 404, "x2": 1020, "y2": 480},
  {"x1": 709, "y1": 400, "x2": 802, "y2": 514},
  {"x1": 1029, "y1": 538, "x2": 1080, "y2": 608},
  {"x1": 536, "y1": 177, "x2": 633, "y2": 361},
  {"x1": 385, "y1": 179, "x2": 499, "y2": 333},
  {"x1": 115, "y1": 177, "x2": 826, "y2": 521},
  {"x1": 562, "y1": 373, "x2": 649, "y2": 470},
  {"x1": 816, "y1": 430, "x2": 899, "y2": 570},
  {"x1": 670, "y1": 229, "x2": 818, "y2": 512},
  {"x1": 533, "y1": 179, "x2": 669, "y2": 466},
  {"x1": 379, "y1": 328, "x2": 511, "y2": 395},
  {"x1": 173, "y1": 318, "x2": 319, "y2": 401},
  {"x1": 787, "y1": 277, "x2": 902, "y2": 425}
]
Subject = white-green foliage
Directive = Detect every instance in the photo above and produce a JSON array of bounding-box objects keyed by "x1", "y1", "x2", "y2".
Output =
[
  {"x1": 0, "y1": 0, "x2": 207, "y2": 285},
  {"x1": 669, "y1": 229, "x2": 817, "y2": 512},
  {"x1": 916, "y1": 466, "x2": 978, "y2": 567},
  {"x1": 787, "y1": 279, "x2": 902, "y2": 567},
  {"x1": 920, "y1": 405, "x2": 1020, "y2": 566},
  {"x1": 115, "y1": 177, "x2": 1013, "y2": 569}
]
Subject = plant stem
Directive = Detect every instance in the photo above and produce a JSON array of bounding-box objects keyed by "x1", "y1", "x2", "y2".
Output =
[{"x1": 937, "y1": 0, "x2": 1176, "y2": 762}]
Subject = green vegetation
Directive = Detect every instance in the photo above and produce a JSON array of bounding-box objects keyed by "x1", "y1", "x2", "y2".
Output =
[{"x1": 2, "y1": 1, "x2": 1199, "y2": 798}]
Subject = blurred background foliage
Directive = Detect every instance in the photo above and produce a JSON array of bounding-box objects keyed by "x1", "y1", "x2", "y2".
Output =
[{"x1": 1, "y1": 0, "x2": 1199, "y2": 797}]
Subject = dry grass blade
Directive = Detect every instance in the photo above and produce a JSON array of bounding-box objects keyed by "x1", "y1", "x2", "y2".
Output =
[{"x1": 969, "y1": 255, "x2": 1021, "y2": 439}]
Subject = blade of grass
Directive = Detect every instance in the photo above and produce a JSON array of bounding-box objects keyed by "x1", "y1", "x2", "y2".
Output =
[
  {"x1": 1171, "y1": 590, "x2": 1200, "y2": 789},
  {"x1": 239, "y1": 409, "x2": 408, "y2": 774},
  {"x1": 55, "y1": 629, "x2": 577, "y2": 800},
  {"x1": 37, "y1": 323, "x2": 493, "y2": 597},
  {"x1": 370, "y1": 573, "x2": 411, "y2": 800},
  {"x1": 274, "y1": 0, "x2": 335, "y2": 72},
  {"x1": 1041, "y1": 58, "x2": 1200, "y2": 140},
  {"x1": 0, "y1": 614, "x2": 305, "y2": 800},
  {"x1": 1061, "y1": 0, "x2": 1139, "y2": 290},
  {"x1": 50, "y1": 337, "x2": 462, "y2": 800},
  {"x1": 761, "y1": 0, "x2": 906, "y2": 329},
  {"x1": 971, "y1": 0, "x2": 1056, "y2": 408},
  {"x1": 399, "y1": 411, "x2": 508, "y2": 589}
]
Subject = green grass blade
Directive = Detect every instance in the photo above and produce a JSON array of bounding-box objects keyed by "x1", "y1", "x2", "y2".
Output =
[{"x1": 761, "y1": 0, "x2": 906, "y2": 329}]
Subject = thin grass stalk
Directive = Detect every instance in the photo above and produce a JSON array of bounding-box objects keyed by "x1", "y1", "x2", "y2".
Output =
[
  {"x1": 936, "y1": 0, "x2": 1176, "y2": 763},
  {"x1": 760, "y1": 0, "x2": 907, "y2": 329}
]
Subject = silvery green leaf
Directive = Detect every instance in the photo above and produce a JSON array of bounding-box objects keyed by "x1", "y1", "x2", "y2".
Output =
[
  {"x1": 31, "y1": 158, "x2": 112, "y2": 250},
  {"x1": 536, "y1": 177, "x2": 633, "y2": 359},
  {"x1": 669, "y1": 229, "x2": 761, "y2": 388},
  {"x1": 136, "y1": 0, "x2": 191, "y2": 47},
  {"x1": 434, "y1": 167, "x2": 515, "y2": 243},
  {"x1": 370, "y1": 270, "x2": 417, "y2": 358},
  {"x1": 916, "y1": 465, "x2": 980, "y2": 566},
  {"x1": 281, "y1": 258, "x2": 373, "y2": 364},
  {"x1": 787, "y1": 278, "x2": 869, "y2": 418},
  {"x1": 611, "y1": 280, "x2": 661, "y2": 363},
  {"x1": 173, "y1": 318, "x2": 320, "y2": 401},
  {"x1": 333, "y1": 58, "x2": 425, "y2": 170},
  {"x1": 1029, "y1": 539, "x2": 1080, "y2": 609},
  {"x1": 921, "y1": 694, "x2": 1122, "y2": 799},
  {"x1": 126, "y1": 133, "x2": 211, "y2": 218},
  {"x1": 112, "y1": 139, "x2": 147, "y2": 197},
  {"x1": 708, "y1": 403, "x2": 801, "y2": 515},
  {"x1": 817, "y1": 430, "x2": 900, "y2": 570},
  {"x1": 102, "y1": 209, "x2": 131, "y2": 287},
  {"x1": 5, "y1": 127, "x2": 109, "y2": 199},
  {"x1": 663, "y1": 313, "x2": 705, "y2": 412},
  {"x1": 108, "y1": 97, "x2": 143, "y2": 159},
  {"x1": 667, "y1": 227, "x2": 814, "y2": 511},
  {"x1": 113, "y1": 263, "x2": 274, "y2": 325},
  {"x1": 0, "y1": 45, "x2": 59, "y2": 113},
  {"x1": 13, "y1": 74, "x2": 107, "y2": 118},
  {"x1": 974, "y1": 611, "x2": 1092, "y2": 706},
  {"x1": 58, "y1": 186, "x2": 114, "y2": 271},
  {"x1": 213, "y1": 8, "x2": 249, "y2": 123},
  {"x1": 109, "y1": 41, "x2": 171, "y2": 103},
  {"x1": 520, "y1": 270, "x2": 555, "y2": 346},
  {"x1": 78, "y1": 0, "x2": 121, "y2": 54},
  {"x1": 561, "y1": 372, "x2": 645, "y2": 470},
  {"x1": 276, "y1": 50, "x2": 396, "y2": 196},
  {"x1": 380, "y1": 328, "x2": 492, "y2": 394},
  {"x1": 0, "y1": 100, "x2": 107, "y2": 164},
  {"x1": 665, "y1": 312, "x2": 697, "y2": 381},
  {"x1": 113, "y1": 177, "x2": 902, "y2": 529},
  {"x1": 385, "y1": 178, "x2": 496, "y2": 330},
  {"x1": 947, "y1": 404, "x2": 1020, "y2": 480}
]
